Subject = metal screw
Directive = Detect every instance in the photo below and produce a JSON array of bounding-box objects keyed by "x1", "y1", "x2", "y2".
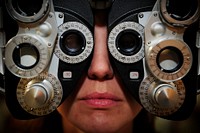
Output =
[
  {"x1": 139, "y1": 13, "x2": 144, "y2": 18},
  {"x1": 58, "y1": 13, "x2": 63, "y2": 18}
]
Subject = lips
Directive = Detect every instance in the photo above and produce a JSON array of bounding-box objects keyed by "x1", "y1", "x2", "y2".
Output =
[{"x1": 79, "y1": 92, "x2": 122, "y2": 108}]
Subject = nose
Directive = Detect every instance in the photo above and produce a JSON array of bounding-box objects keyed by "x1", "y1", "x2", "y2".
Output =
[{"x1": 87, "y1": 22, "x2": 114, "y2": 80}]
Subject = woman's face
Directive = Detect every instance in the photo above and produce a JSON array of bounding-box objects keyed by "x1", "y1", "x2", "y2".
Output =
[{"x1": 57, "y1": 11, "x2": 142, "y2": 133}]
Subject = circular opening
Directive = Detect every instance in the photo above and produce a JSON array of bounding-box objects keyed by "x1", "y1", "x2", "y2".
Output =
[
  {"x1": 166, "y1": 0, "x2": 198, "y2": 21},
  {"x1": 11, "y1": 0, "x2": 43, "y2": 17},
  {"x1": 60, "y1": 30, "x2": 85, "y2": 56},
  {"x1": 157, "y1": 47, "x2": 183, "y2": 73},
  {"x1": 116, "y1": 30, "x2": 142, "y2": 56},
  {"x1": 13, "y1": 43, "x2": 39, "y2": 69}
]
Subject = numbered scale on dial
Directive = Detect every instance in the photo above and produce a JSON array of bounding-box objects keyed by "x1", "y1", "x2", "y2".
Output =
[
  {"x1": 5, "y1": 34, "x2": 49, "y2": 78},
  {"x1": 108, "y1": 21, "x2": 145, "y2": 63},
  {"x1": 139, "y1": 74, "x2": 185, "y2": 116},
  {"x1": 55, "y1": 21, "x2": 94, "y2": 64},
  {"x1": 16, "y1": 72, "x2": 63, "y2": 116}
]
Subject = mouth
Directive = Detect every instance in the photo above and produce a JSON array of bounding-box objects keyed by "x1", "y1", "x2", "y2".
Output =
[{"x1": 79, "y1": 92, "x2": 123, "y2": 108}]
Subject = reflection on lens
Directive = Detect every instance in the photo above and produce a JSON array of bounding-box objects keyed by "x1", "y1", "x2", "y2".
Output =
[
  {"x1": 166, "y1": 0, "x2": 198, "y2": 21},
  {"x1": 11, "y1": 0, "x2": 43, "y2": 17},
  {"x1": 60, "y1": 30, "x2": 85, "y2": 56},
  {"x1": 116, "y1": 30, "x2": 142, "y2": 56},
  {"x1": 13, "y1": 43, "x2": 39, "y2": 69},
  {"x1": 157, "y1": 47, "x2": 183, "y2": 73}
]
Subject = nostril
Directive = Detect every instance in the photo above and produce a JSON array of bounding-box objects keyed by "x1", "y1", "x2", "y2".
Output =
[
  {"x1": 87, "y1": 62, "x2": 114, "y2": 80},
  {"x1": 88, "y1": 73, "x2": 113, "y2": 80}
]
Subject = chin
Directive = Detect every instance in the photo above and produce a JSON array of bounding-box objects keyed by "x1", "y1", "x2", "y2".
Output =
[
  {"x1": 69, "y1": 111, "x2": 134, "y2": 133},
  {"x1": 77, "y1": 123, "x2": 131, "y2": 133}
]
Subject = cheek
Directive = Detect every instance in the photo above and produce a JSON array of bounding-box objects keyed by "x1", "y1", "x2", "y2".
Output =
[{"x1": 57, "y1": 95, "x2": 76, "y2": 119}]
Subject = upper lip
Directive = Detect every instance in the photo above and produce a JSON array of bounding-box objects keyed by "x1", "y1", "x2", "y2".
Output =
[{"x1": 79, "y1": 92, "x2": 122, "y2": 101}]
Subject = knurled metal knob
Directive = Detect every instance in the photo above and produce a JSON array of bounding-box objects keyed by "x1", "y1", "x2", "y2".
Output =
[
  {"x1": 153, "y1": 85, "x2": 178, "y2": 108},
  {"x1": 24, "y1": 80, "x2": 53, "y2": 108}
]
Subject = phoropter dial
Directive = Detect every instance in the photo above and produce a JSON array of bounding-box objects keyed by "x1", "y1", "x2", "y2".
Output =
[
  {"x1": 5, "y1": 34, "x2": 49, "y2": 78},
  {"x1": 139, "y1": 74, "x2": 185, "y2": 116},
  {"x1": 146, "y1": 39, "x2": 192, "y2": 82},
  {"x1": 55, "y1": 21, "x2": 94, "y2": 64},
  {"x1": 17, "y1": 72, "x2": 63, "y2": 116},
  {"x1": 108, "y1": 21, "x2": 144, "y2": 63}
]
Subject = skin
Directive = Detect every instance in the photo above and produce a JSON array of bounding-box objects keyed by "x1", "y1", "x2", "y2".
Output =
[{"x1": 57, "y1": 10, "x2": 142, "y2": 133}]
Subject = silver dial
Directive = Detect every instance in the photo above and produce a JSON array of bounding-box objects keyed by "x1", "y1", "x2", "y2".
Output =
[
  {"x1": 139, "y1": 75, "x2": 185, "y2": 116},
  {"x1": 146, "y1": 39, "x2": 192, "y2": 82},
  {"x1": 55, "y1": 21, "x2": 94, "y2": 64},
  {"x1": 17, "y1": 72, "x2": 63, "y2": 116},
  {"x1": 108, "y1": 21, "x2": 145, "y2": 63},
  {"x1": 5, "y1": 34, "x2": 49, "y2": 78},
  {"x1": 23, "y1": 81, "x2": 53, "y2": 108}
]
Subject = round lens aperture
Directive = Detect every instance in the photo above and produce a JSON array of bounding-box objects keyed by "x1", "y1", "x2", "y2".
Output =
[
  {"x1": 55, "y1": 21, "x2": 94, "y2": 64},
  {"x1": 166, "y1": 0, "x2": 198, "y2": 21},
  {"x1": 147, "y1": 39, "x2": 192, "y2": 82},
  {"x1": 116, "y1": 30, "x2": 142, "y2": 56},
  {"x1": 108, "y1": 21, "x2": 145, "y2": 63},
  {"x1": 12, "y1": 0, "x2": 43, "y2": 17},
  {"x1": 60, "y1": 30, "x2": 85, "y2": 56},
  {"x1": 160, "y1": 0, "x2": 200, "y2": 26},
  {"x1": 157, "y1": 47, "x2": 183, "y2": 73},
  {"x1": 6, "y1": 0, "x2": 50, "y2": 22},
  {"x1": 13, "y1": 43, "x2": 39, "y2": 69},
  {"x1": 5, "y1": 34, "x2": 49, "y2": 78}
]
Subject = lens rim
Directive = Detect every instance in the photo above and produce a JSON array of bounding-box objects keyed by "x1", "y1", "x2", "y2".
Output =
[
  {"x1": 147, "y1": 39, "x2": 192, "y2": 82},
  {"x1": 160, "y1": 0, "x2": 200, "y2": 27},
  {"x1": 108, "y1": 21, "x2": 145, "y2": 64},
  {"x1": 5, "y1": 34, "x2": 49, "y2": 78},
  {"x1": 12, "y1": 43, "x2": 40, "y2": 69},
  {"x1": 59, "y1": 30, "x2": 86, "y2": 56},
  {"x1": 55, "y1": 21, "x2": 94, "y2": 64},
  {"x1": 5, "y1": 0, "x2": 50, "y2": 23},
  {"x1": 116, "y1": 29, "x2": 142, "y2": 56},
  {"x1": 156, "y1": 46, "x2": 184, "y2": 73}
]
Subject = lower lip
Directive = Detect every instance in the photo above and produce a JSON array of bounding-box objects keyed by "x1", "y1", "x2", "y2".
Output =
[{"x1": 81, "y1": 99, "x2": 120, "y2": 108}]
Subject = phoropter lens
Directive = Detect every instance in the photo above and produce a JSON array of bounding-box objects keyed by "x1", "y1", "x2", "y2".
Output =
[
  {"x1": 12, "y1": 0, "x2": 43, "y2": 17},
  {"x1": 6, "y1": 0, "x2": 50, "y2": 22},
  {"x1": 166, "y1": 0, "x2": 198, "y2": 21},
  {"x1": 116, "y1": 30, "x2": 142, "y2": 56},
  {"x1": 60, "y1": 30, "x2": 85, "y2": 56},
  {"x1": 13, "y1": 43, "x2": 39, "y2": 69},
  {"x1": 157, "y1": 47, "x2": 183, "y2": 73}
]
